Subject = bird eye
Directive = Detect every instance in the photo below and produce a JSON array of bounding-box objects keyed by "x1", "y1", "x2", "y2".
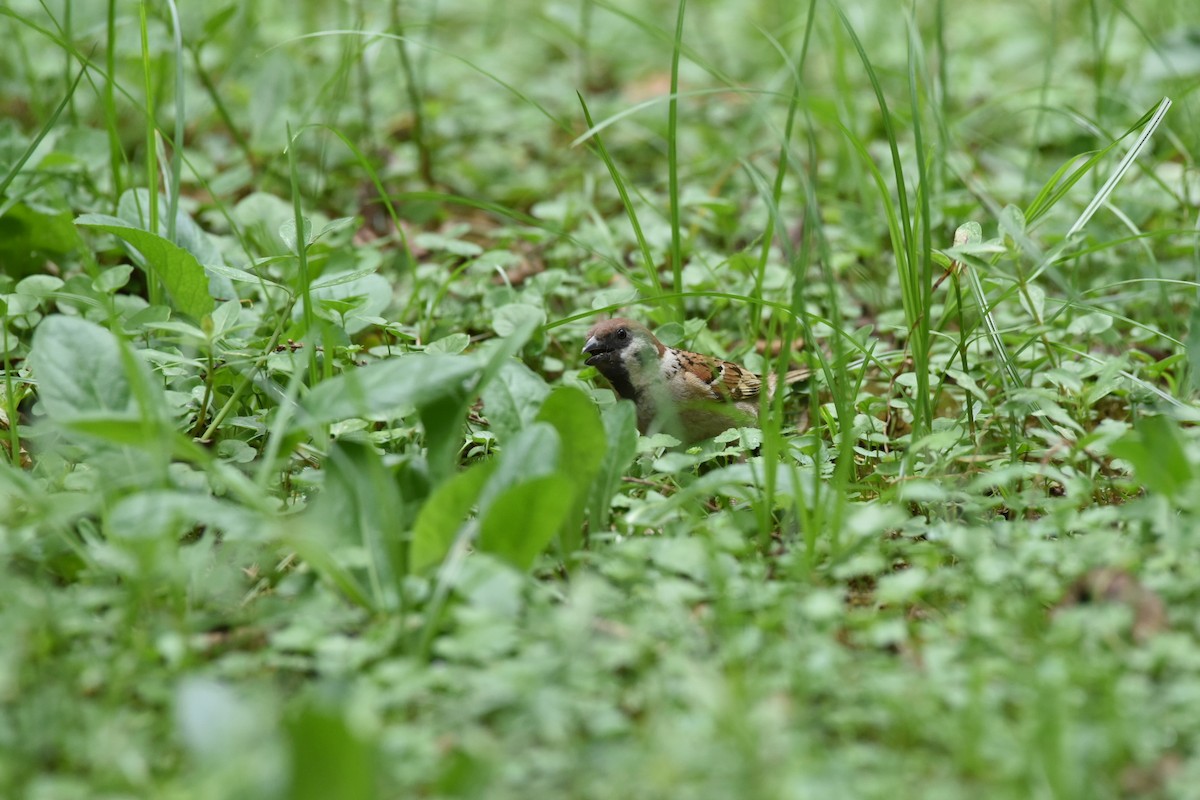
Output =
[{"x1": 616, "y1": 328, "x2": 627, "y2": 340}]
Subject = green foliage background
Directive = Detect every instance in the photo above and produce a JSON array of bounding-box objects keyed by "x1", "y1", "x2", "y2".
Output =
[{"x1": 2, "y1": 0, "x2": 1200, "y2": 797}]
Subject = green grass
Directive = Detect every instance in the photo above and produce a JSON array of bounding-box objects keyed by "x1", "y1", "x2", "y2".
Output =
[{"x1": 2, "y1": 0, "x2": 1200, "y2": 797}]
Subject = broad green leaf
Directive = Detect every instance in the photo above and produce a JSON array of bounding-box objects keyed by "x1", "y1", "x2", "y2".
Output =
[
  {"x1": 478, "y1": 422, "x2": 560, "y2": 512},
  {"x1": 418, "y1": 387, "x2": 475, "y2": 488},
  {"x1": 142, "y1": 320, "x2": 209, "y2": 342},
  {"x1": 309, "y1": 266, "x2": 380, "y2": 291},
  {"x1": 999, "y1": 204, "x2": 1027, "y2": 239},
  {"x1": 204, "y1": 262, "x2": 286, "y2": 291},
  {"x1": 285, "y1": 697, "x2": 375, "y2": 800},
  {"x1": 279, "y1": 217, "x2": 313, "y2": 254},
  {"x1": 30, "y1": 315, "x2": 135, "y2": 419},
  {"x1": 285, "y1": 534, "x2": 373, "y2": 610},
  {"x1": 1067, "y1": 312, "x2": 1113, "y2": 336},
  {"x1": 1018, "y1": 283, "x2": 1045, "y2": 323},
  {"x1": 876, "y1": 567, "x2": 929, "y2": 604},
  {"x1": 0, "y1": 203, "x2": 83, "y2": 277},
  {"x1": 2, "y1": 292, "x2": 37, "y2": 317},
  {"x1": 335, "y1": 439, "x2": 409, "y2": 591},
  {"x1": 479, "y1": 474, "x2": 575, "y2": 570},
  {"x1": 537, "y1": 387, "x2": 604, "y2": 474},
  {"x1": 492, "y1": 303, "x2": 546, "y2": 337},
  {"x1": 115, "y1": 188, "x2": 237, "y2": 302},
  {"x1": 16, "y1": 274, "x2": 64, "y2": 301},
  {"x1": 125, "y1": 305, "x2": 173, "y2": 331},
  {"x1": 232, "y1": 192, "x2": 293, "y2": 236},
  {"x1": 479, "y1": 360, "x2": 550, "y2": 440},
  {"x1": 298, "y1": 272, "x2": 390, "y2": 334},
  {"x1": 588, "y1": 400, "x2": 638, "y2": 531},
  {"x1": 469, "y1": 315, "x2": 540, "y2": 405},
  {"x1": 651, "y1": 321, "x2": 686, "y2": 346},
  {"x1": 117, "y1": 188, "x2": 226, "y2": 266},
  {"x1": 106, "y1": 490, "x2": 263, "y2": 543},
  {"x1": 93, "y1": 265, "x2": 133, "y2": 294},
  {"x1": 176, "y1": 679, "x2": 262, "y2": 763},
  {"x1": 1084, "y1": 356, "x2": 1126, "y2": 406},
  {"x1": 294, "y1": 439, "x2": 409, "y2": 610},
  {"x1": 425, "y1": 315, "x2": 542, "y2": 482},
  {"x1": 626, "y1": 463, "x2": 761, "y2": 527},
  {"x1": 314, "y1": 216, "x2": 356, "y2": 244},
  {"x1": 953, "y1": 220, "x2": 983, "y2": 246},
  {"x1": 76, "y1": 213, "x2": 216, "y2": 318},
  {"x1": 448, "y1": 554, "x2": 525, "y2": 616},
  {"x1": 1110, "y1": 415, "x2": 1194, "y2": 500},
  {"x1": 210, "y1": 299, "x2": 242, "y2": 339},
  {"x1": 298, "y1": 355, "x2": 481, "y2": 427},
  {"x1": 591, "y1": 286, "x2": 639, "y2": 311},
  {"x1": 536, "y1": 386, "x2": 606, "y2": 556},
  {"x1": 648, "y1": 537, "x2": 709, "y2": 581},
  {"x1": 411, "y1": 460, "x2": 496, "y2": 573},
  {"x1": 413, "y1": 231, "x2": 483, "y2": 257},
  {"x1": 426, "y1": 333, "x2": 471, "y2": 354},
  {"x1": 62, "y1": 416, "x2": 163, "y2": 445}
]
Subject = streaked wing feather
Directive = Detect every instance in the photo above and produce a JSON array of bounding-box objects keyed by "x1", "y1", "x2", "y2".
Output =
[
  {"x1": 676, "y1": 349, "x2": 762, "y2": 402},
  {"x1": 721, "y1": 362, "x2": 761, "y2": 400}
]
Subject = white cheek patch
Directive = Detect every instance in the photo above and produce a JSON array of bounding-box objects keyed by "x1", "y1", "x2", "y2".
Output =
[{"x1": 624, "y1": 342, "x2": 666, "y2": 388}]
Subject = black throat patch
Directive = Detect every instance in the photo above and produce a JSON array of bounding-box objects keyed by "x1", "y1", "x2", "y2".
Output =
[{"x1": 593, "y1": 357, "x2": 637, "y2": 402}]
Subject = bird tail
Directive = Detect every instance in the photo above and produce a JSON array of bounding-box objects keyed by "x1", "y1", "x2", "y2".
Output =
[{"x1": 781, "y1": 367, "x2": 811, "y2": 385}]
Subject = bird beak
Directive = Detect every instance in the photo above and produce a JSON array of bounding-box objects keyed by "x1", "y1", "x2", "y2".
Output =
[{"x1": 582, "y1": 335, "x2": 611, "y2": 367}]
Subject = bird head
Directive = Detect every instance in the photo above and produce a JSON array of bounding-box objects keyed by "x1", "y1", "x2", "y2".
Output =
[{"x1": 581, "y1": 318, "x2": 663, "y2": 396}]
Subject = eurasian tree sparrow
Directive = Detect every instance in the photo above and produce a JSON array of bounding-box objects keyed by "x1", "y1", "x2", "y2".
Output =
[{"x1": 582, "y1": 318, "x2": 807, "y2": 443}]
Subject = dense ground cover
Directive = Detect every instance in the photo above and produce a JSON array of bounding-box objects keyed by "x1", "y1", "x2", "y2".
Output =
[{"x1": 2, "y1": 0, "x2": 1199, "y2": 797}]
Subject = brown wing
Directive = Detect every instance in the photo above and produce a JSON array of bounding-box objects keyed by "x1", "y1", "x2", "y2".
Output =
[
  {"x1": 676, "y1": 349, "x2": 762, "y2": 402},
  {"x1": 720, "y1": 361, "x2": 762, "y2": 401}
]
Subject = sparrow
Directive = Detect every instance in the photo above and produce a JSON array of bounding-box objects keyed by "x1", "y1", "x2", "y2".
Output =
[{"x1": 581, "y1": 318, "x2": 808, "y2": 443}]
